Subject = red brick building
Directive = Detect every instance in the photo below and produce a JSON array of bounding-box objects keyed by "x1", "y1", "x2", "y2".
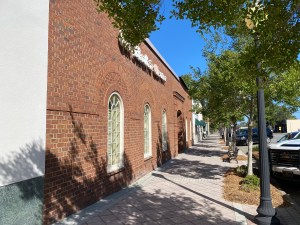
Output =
[{"x1": 44, "y1": 1, "x2": 192, "y2": 223}]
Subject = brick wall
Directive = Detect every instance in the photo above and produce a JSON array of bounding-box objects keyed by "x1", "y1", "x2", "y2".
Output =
[{"x1": 44, "y1": 1, "x2": 192, "y2": 223}]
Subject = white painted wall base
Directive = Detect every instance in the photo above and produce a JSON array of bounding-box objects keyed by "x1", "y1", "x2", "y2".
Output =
[{"x1": 0, "y1": 0, "x2": 49, "y2": 186}]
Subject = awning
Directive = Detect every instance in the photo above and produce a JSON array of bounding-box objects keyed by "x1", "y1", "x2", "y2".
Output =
[{"x1": 195, "y1": 119, "x2": 206, "y2": 126}]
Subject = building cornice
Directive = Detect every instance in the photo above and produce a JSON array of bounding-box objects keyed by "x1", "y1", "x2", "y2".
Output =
[{"x1": 144, "y1": 38, "x2": 179, "y2": 81}]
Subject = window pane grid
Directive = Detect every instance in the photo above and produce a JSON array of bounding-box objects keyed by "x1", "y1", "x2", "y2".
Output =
[
  {"x1": 144, "y1": 105, "x2": 151, "y2": 156},
  {"x1": 162, "y1": 111, "x2": 167, "y2": 151},
  {"x1": 108, "y1": 94, "x2": 122, "y2": 169}
]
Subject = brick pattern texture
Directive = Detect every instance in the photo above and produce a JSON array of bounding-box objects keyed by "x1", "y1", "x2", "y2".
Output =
[{"x1": 44, "y1": 1, "x2": 192, "y2": 224}]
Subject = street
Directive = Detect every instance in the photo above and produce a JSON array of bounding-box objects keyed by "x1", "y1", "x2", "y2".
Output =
[
  {"x1": 274, "y1": 178, "x2": 300, "y2": 208},
  {"x1": 237, "y1": 132, "x2": 284, "y2": 155}
]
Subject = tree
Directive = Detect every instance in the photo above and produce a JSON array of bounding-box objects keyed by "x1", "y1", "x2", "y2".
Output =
[
  {"x1": 185, "y1": 50, "x2": 259, "y2": 175},
  {"x1": 183, "y1": 49, "x2": 299, "y2": 176},
  {"x1": 96, "y1": 0, "x2": 300, "y2": 143},
  {"x1": 265, "y1": 103, "x2": 297, "y2": 127},
  {"x1": 269, "y1": 61, "x2": 300, "y2": 107},
  {"x1": 95, "y1": 0, "x2": 300, "y2": 73},
  {"x1": 94, "y1": 0, "x2": 165, "y2": 49},
  {"x1": 264, "y1": 61, "x2": 300, "y2": 127},
  {"x1": 95, "y1": 1, "x2": 300, "y2": 125}
]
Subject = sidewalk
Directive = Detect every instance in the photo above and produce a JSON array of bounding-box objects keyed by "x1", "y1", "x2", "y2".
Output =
[{"x1": 54, "y1": 134, "x2": 300, "y2": 225}]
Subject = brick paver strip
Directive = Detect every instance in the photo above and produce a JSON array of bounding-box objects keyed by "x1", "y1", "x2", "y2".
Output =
[{"x1": 53, "y1": 134, "x2": 300, "y2": 225}]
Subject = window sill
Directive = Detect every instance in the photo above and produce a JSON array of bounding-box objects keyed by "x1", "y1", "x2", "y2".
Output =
[
  {"x1": 144, "y1": 155, "x2": 153, "y2": 161},
  {"x1": 107, "y1": 167, "x2": 125, "y2": 176}
]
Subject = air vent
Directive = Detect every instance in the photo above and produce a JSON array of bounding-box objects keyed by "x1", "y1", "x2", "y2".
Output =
[{"x1": 281, "y1": 144, "x2": 300, "y2": 147}]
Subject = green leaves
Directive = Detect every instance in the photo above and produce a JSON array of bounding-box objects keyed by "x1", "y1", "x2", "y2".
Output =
[
  {"x1": 94, "y1": 0, "x2": 164, "y2": 48},
  {"x1": 185, "y1": 50, "x2": 253, "y2": 125},
  {"x1": 269, "y1": 62, "x2": 300, "y2": 107},
  {"x1": 94, "y1": 0, "x2": 300, "y2": 123},
  {"x1": 95, "y1": 0, "x2": 299, "y2": 74},
  {"x1": 265, "y1": 104, "x2": 297, "y2": 126},
  {"x1": 171, "y1": 0, "x2": 246, "y2": 32},
  {"x1": 95, "y1": 0, "x2": 300, "y2": 73}
]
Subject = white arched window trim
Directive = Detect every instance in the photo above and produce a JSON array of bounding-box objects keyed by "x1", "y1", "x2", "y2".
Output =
[
  {"x1": 162, "y1": 110, "x2": 167, "y2": 151},
  {"x1": 107, "y1": 92, "x2": 124, "y2": 173},
  {"x1": 144, "y1": 104, "x2": 152, "y2": 158}
]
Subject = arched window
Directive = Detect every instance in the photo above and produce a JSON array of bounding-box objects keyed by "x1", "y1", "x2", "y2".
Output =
[
  {"x1": 162, "y1": 110, "x2": 167, "y2": 151},
  {"x1": 107, "y1": 93, "x2": 124, "y2": 172},
  {"x1": 144, "y1": 104, "x2": 152, "y2": 157}
]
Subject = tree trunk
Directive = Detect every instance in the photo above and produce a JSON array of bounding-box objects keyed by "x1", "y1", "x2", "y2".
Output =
[
  {"x1": 224, "y1": 127, "x2": 227, "y2": 145},
  {"x1": 232, "y1": 123, "x2": 237, "y2": 152}
]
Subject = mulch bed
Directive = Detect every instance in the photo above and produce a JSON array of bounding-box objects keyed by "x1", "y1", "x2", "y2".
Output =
[
  {"x1": 221, "y1": 154, "x2": 248, "y2": 161},
  {"x1": 223, "y1": 169, "x2": 291, "y2": 207}
]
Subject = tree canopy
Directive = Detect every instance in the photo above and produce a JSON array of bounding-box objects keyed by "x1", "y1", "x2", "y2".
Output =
[
  {"x1": 94, "y1": 0, "x2": 165, "y2": 48},
  {"x1": 95, "y1": 0, "x2": 300, "y2": 122},
  {"x1": 95, "y1": 0, "x2": 300, "y2": 73},
  {"x1": 265, "y1": 103, "x2": 297, "y2": 126}
]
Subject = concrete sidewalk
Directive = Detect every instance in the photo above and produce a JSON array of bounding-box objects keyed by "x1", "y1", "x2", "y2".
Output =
[{"x1": 54, "y1": 134, "x2": 300, "y2": 225}]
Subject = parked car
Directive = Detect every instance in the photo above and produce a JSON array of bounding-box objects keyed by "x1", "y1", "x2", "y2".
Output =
[
  {"x1": 277, "y1": 131, "x2": 300, "y2": 143},
  {"x1": 268, "y1": 139, "x2": 300, "y2": 179},
  {"x1": 253, "y1": 127, "x2": 273, "y2": 144},
  {"x1": 236, "y1": 127, "x2": 273, "y2": 146},
  {"x1": 236, "y1": 128, "x2": 257, "y2": 145}
]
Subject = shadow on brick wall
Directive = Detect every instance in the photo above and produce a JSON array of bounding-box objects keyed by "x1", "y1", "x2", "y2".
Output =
[
  {"x1": 43, "y1": 106, "x2": 133, "y2": 224},
  {"x1": 156, "y1": 124, "x2": 171, "y2": 167}
]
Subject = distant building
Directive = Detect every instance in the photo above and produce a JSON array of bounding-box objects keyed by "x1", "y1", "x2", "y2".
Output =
[
  {"x1": 274, "y1": 119, "x2": 300, "y2": 133},
  {"x1": 192, "y1": 100, "x2": 208, "y2": 143}
]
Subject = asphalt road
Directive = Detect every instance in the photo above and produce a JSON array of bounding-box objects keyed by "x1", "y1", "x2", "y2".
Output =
[
  {"x1": 237, "y1": 132, "x2": 284, "y2": 155},
  {"x1": 274, "y1": 178, "x2": 300, "y2": 207},
  {"x1": 236, "y1": 132, "x2": 300, "y2": 207}
]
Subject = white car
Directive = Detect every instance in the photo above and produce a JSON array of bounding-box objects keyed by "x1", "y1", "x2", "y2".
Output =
[
  {"x1": 268, "y1": 139, "x2": 300, "y2": 178},
  {"x1": 276, "y1": 131, "x2": 300, "y2": 143}
]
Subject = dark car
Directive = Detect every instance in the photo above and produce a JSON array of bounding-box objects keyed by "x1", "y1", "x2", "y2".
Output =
[
  {"x1": 253, "y1": 127, "x2": 273, "y2": 143},
  {"x1": 236, "y1": 128, "x2": 258, "y2": 146},
  {"x1": 236, "y1": 128, "x2": 273, "y2": 146}
]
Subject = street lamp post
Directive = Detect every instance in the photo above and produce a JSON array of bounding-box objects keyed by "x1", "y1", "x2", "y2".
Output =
[
  {"x1": 245, "y1": 3, "x2": 280, "y2": 224},
  {"x1": 255, "y1": 76, "x2": 280, "y2": 225}
]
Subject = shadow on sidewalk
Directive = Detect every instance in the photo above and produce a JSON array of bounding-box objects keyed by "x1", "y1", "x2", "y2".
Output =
[
  {"x1": 65, "y1": 134, "x2": 251, "y2": 225},
  {"x1": 161, "y1": 158, "x2": 226, "y2": 180},
  {"x1": 186, "y1": 147, "x2": 224, "y2": 157},
  {"x1": 85, "y1": 184, "x2": 241, "y2": 225},
  {"x1": 193, "y1": 143, "x2": 221, "y2": 148},
  {"x1": 152, "y1": 173, "x2": 256, "y2": 224}
]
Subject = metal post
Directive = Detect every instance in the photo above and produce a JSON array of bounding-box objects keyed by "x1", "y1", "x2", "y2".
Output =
[{"x1": 255, "y1": 77, "x2": 280, "y2": 225}]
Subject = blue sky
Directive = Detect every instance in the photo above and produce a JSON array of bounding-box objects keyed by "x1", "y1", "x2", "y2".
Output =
[
  {"x1": 149, "y1": 4, "x2": 206, "y2": 76},
  {"x1": 149, "y1": 2, "x2": 300, "y2": 119}
]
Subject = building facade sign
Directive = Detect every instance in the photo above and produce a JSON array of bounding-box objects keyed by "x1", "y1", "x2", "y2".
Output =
[{"x1": 119, "y1": 35, "x2": 167, "y2": 82}]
